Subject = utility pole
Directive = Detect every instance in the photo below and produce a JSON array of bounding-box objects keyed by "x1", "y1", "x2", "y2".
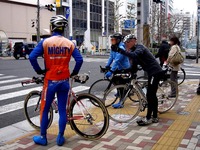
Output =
[
  {"x1": 197, "y1": 3, "x2": 200, "y2": 64},
  {"x1": 37, "y1": 0, "x2": 40, "y2": 42},
  {"x1": 106, "y1": 0, "x2": 109, "y2": 52}
]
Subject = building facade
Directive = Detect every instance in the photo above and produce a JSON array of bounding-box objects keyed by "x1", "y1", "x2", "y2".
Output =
[
  {"x1": 0, "y1": 0, "x2": 55, "y2": 49},
  {"x1": 72, "y1": 0, "x2": 114, "y2": 49}
]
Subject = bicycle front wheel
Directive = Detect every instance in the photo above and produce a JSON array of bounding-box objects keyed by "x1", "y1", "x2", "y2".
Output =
[
  {"x1": 69, "y1": 93, "x2": 109, "y2": 140},
  {"x1": 24, "y1": 90, "x2": 54, "y2": 130},
  {"x1": 104, "y1": 85, "x2": 141, "y2": 123},
  {"x1": 88, "y1": 79, "x2": 112, "y2": 102},
  {"x1": 157, "y1": 80, "x2": 178, "y2": 113}
]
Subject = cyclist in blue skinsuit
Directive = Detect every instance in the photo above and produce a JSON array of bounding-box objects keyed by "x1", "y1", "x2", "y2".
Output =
[
  {"x1": 105, "y1": 33, "x2": 130, "y2": 108},
  {"x1": 29, "y1": 15, "x2": 83, "y2": 146}
]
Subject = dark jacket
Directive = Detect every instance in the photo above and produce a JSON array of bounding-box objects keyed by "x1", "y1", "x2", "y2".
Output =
[
  {"x1": 120, "y1": 44, "x2": 163, "y2": 77},
  {"x1": 155, "y1": 40, "x2": 170, "y2": 65}
]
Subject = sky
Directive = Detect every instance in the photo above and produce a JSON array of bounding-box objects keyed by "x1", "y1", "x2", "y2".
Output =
[{"x1": 173, "y1": 0, "x2": 197, "y2": 15}]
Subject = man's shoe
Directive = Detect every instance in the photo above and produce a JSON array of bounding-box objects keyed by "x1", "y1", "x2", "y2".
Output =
[
  {"x1": 136, "y1": 117, "x2": 152, "y2": 126},
  {"x1": 33, "y1": 136, "x2": 47, "y2": 146},
  {"x1": 57, "y1": 134, "x2": 65, "y2": 146},
  {"x1": 152, "y1": 117, "x2": 159, "y2": 123},
  {"x1": 112, "y1": 102, "x2": 124, "y2": 109}
]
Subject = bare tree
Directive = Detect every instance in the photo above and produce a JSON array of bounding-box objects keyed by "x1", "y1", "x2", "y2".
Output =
[
  {"x1": 151, "y1": 3, "x2": 185, "y2": 44},
  {"x1": 110, "y1": 0, "x2": 125, "y2": 32}
]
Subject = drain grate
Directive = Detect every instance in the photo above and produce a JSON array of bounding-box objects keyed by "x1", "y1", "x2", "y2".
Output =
[
  {"x1": 177, "y1": 111, "x2": 190, "y2": 115},
  {"x1": 197, "y1": 134, "x2": 200, "y2": 140}
]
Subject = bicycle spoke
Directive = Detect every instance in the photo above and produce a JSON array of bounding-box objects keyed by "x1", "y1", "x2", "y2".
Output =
[{"x1": 70, "y1": 94, "x2": 109, "y2": 139}]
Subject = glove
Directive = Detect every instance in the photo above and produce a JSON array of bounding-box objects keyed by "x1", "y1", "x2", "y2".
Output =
[
  {"x1": 36, "y1": 69, "x2": 46, "y2": 75},
  {"x1": 111, "y1": 45, "x2": 123, "y2": 53},
  {"x1": 105, "y1": 71, "x2": 112, "y2": 78},
  {"x1": 111, "y1": 45, "x2": 118, "y2": 51},
  {"x1": 105, "y1": 66, "x2": 110, "y2": 69},
  {"x1": 70, "y1": 71, "x2": 78, "y2": 78}
]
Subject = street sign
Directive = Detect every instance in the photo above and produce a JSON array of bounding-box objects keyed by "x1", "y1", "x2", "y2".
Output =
[
  {"x1": 124, "y1": 20, "x2": 135, "y2": 29},
  {"x1": 56, "y1": 0, "x2": 61, "y2": 7},
  {"x1": 66, "y1": 7, "x2": 70, "y2": 19}
]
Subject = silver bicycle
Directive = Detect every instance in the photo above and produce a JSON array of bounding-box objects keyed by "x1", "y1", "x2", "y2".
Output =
[{"x1": 103, "y1": 70, "x2": 178, "y2": 123}]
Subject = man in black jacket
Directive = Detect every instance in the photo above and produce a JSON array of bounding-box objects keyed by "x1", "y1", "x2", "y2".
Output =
[
  {"x1": 155, "y1": 40, "x2": 170, "y2": 67},
  {"x1": 112, "y1": 34, "x2": 164, "y2": 126}
]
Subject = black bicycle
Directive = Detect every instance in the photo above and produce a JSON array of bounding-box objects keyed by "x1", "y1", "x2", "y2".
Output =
[{"x1": 88, "y1": 66, "x2": 133, "y2": 107}]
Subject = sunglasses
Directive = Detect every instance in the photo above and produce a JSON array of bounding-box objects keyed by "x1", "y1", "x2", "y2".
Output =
[{"x1": 125, "y1": 40, "x2": 131, "y2": 43}]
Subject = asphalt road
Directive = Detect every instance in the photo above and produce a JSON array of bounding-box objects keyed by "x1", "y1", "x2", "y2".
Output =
[{"x1": 0, "y1": 56, "x2": 200, "y2": 128}]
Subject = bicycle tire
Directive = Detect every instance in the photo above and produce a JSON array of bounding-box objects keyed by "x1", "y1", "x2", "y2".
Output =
[
  {"x1": 178, "y1": 68, "x2": 186, "y2": 85},
  {"x1": 104, "y1": 85, "x2": 141, "y2": 123},
  {"x1": 69, "y1": 93, "x2": 109, "y2": 140},
  {"x1": 24, "y1": 90, "x2": 54, "y2": 130},
  {"x1": 157, "y1": 80, "x2": 178, "y2": 113},
  {"x1": 88, "y1": 79, "x2": 112, "y2": 100}
]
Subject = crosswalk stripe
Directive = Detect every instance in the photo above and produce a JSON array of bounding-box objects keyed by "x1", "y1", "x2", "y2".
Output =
[
  {"x1": 0, "y1": 78, "x2": 30, "y2": 85},
  {"x1": 0, "y1": 86, "x2": 89, "y2": 115},
  {"x1": 0, "y1": 75, "x2": 16, "y2": 80},
  {"x1": 0, "y1": 87, "x2": 41, "y2": 101},
  {"x1": 184, "y1": 71, "x2": 200, "y2": 74},
  {"x1": 0, "y1": 83, "x2": 35, "y2": 91},
  {"x1": 0, "y1": 74, "x2": 4, "y2": 76}
]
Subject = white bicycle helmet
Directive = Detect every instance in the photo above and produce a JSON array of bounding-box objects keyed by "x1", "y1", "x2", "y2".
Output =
[
  {"x1": 123, "y1": 34, "x2": 137, "y2": 43},
  {"x1": 50, "y1": 15, "x2": 68, "y2": 31}
]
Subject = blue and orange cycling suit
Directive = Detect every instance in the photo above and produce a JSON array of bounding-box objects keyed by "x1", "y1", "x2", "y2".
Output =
[{"x1": 29, "y1": 32, "x2": 83, "y2": 137}]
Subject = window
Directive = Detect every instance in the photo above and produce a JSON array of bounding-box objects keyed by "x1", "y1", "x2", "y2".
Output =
[
  {"x1": 137, "y1": 19, "x2": 141, "y2": 24},
  {"x1": 137, "y1": 11, "x2": 141, "y2": 16},
  {"x1": 137, "y1": 2, "x2": 141, "y2": 7}
]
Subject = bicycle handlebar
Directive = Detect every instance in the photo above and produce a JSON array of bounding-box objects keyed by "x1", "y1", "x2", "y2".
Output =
[{"x1": 21, "y1": 76, "x2": 44, "y2": 86}]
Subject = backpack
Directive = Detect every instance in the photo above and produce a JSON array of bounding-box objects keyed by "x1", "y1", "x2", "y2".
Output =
[{"x1": 170, "y1": 46, "x2": 184, "y2": 65}]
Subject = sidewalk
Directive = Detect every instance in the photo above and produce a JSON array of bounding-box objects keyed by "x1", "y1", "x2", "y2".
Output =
[{"x1": 0, "y1": 79, "x2": 200, "y2": 150}]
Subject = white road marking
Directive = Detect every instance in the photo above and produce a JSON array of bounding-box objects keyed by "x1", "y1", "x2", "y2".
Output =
[
  {"x1": 0, "y1": 87, "x2": 41, "y2": 101},
  {"x1": 0, "y1": 86, "x2": 90, "y2": 115},
  {"x1": 0, "y1": 78, "x2": 30, "y2": 85},
  {"x1": 0, "y1": 75, "x2": 16, "y2": 80},
  {"x1": 0, "y1": 83, "x2": 35, "y2": 91}
]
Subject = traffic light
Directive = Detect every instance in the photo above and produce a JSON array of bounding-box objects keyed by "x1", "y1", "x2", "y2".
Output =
[
  {"x1": 31, "y1": 21, "x2": 35, "y2": 28},
  {"x1": 45, "y1": 4, "x2": 55, "y2": 11},
  {"x1": 153, "y1": 0, "x2": 162, "y2": 3}
]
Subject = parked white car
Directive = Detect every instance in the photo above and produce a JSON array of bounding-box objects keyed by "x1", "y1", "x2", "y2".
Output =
[{"x1": 185, "y1": 44, "x2": 200, "y2": 59}]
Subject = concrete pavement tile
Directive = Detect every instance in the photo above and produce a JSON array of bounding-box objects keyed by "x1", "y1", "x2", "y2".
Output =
[
  {"x1": 126, "y1": 145, "x2": 142, "y2": 150},
  {"x1": 180, "y1": 139, "x2": 190, "y2": 145},
  {"x1": 190, "y1": 137, "x2": 198, "y2": 144},
  {"x1": 187, "y1": 142, "x2": 197, "y2": 149},
  {"x1": 195, "y1": 147, "x2": 200, "y2": 150}
]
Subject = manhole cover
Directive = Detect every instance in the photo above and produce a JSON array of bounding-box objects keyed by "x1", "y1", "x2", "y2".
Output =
[
  {"x1": 177, "y1": 111, "x2": 190, "y2": 115},
  {"x1": 197, "y1": 134, "x2": 200, "y2": 140}
]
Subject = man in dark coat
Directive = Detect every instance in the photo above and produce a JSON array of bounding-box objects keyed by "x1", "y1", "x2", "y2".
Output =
[{"x1": 155, "y1": 40, "x2": 170, "y2": 67}]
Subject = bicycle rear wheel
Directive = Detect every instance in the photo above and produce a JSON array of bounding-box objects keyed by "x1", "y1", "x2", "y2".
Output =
[
  {"x1": 24, "y1": 90, "x2": 53, "y2": 130},
  {"x1": 88, "y1": 79, "x2": 112, "y2": 101},
  {"x1": 104, "y1": 85, "x2": 141, "y2": 123},
  {"x1": 69, "y1": 93, "x2": 109, "y2": 140},
  {"x1": 177, "y1": 68, "x2": 186, "y2": 85},
  {"x1": 157, "y1": 80, "x2": 178, "y2": 113}
]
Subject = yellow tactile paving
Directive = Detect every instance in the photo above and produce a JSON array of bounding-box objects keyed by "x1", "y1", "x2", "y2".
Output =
[{"x1": 152, "y1": 95, "x2": 200, "y2": 150}]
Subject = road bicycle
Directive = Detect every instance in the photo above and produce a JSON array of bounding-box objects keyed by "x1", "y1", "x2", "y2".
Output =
[
  {"x1": 103, "y1": 68, "x2": 178, "y2": 123},
  {"x1": 21, "y1": 74, "x2": 109, "y2": 140},
  {"x1": 89, "y1": 66, "x2": 132, "y2": 104},
  {"x1": 138, "y1": 67, "x2": 186, "y2": 86}
]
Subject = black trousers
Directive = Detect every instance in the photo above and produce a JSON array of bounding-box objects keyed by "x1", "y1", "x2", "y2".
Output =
[{"x1": 146, "y1": 72, "x2": 163, "y2": 119}]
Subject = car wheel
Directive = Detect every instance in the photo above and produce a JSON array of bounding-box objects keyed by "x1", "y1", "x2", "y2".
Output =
[{"x1": 24, "y1": 54, "x2": 29, "y2": 59}]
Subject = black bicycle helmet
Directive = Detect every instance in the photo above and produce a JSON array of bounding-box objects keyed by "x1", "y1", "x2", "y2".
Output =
[
  {"x1": 110, "y1": 33, "x2": 123, "y2": 43},
  {"x1": 50, "y1": 15, "x2": 68, "y2": 32},
  {"x1": 123, "y1": 34, "x2": 137, "y2": 43}
]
